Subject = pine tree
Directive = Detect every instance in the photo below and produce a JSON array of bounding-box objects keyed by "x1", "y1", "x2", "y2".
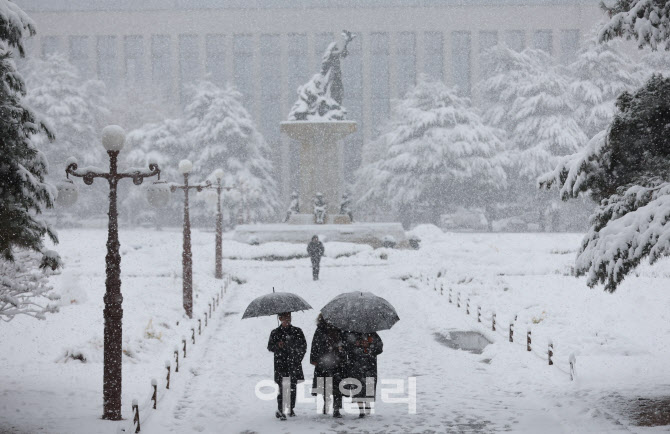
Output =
[
  {"x1": 184, "y1": 81, "x2": 279, "y2": 222},
  {"x1": 568, "y1": 32, "x2": 642, "y2": 138},
  {"x1": 126, "y1": 81, "x2": 279, "y2": 224},
  {"x1": 479, "y1": 45, "x2": 587, "y2": 181},
  {"x1": 0, "y1": 0, "x2": 59, "y2": 269},
  {"x1": 541, "y1": 1, "x2": 670, "y2": 291},
  {"x1": 356, "y1": 77, "x2": 507, "y2": 226}
]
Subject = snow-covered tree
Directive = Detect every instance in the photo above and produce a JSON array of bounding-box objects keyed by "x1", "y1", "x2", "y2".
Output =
[
  {"x1": 0, "y1": 249, "x2": 60, "y2": 321},
  {"x1": 542, "y1": 74, "x2": 670, "y2": 290},
  {"x1": 568, "y1": 32, "x2": 642, "y2": 138},
  {"x1": 22, "y1": 53, "x2": 109, "y2": 171},
  {"x1": 600, "y1": 0, "x2": 670, "y2": 51},
  {"x1": 479, "y1": 45, "x2": 587, "y2": 181},
  {"x1": 126, "y1": 81, "x2": 279, "y2": 225},
  {"x1": 0, "y1": 1, "x2": 61, "y2": 271},
  {"x1": 540, "y1": 1, "x2": 670, "y2": 291},
  {"x1": 356, "y1": 77, "x2": 507, "y2": 226},
  {"x1": 184, "y1": 81, "x2": 279, "y2": 222}
]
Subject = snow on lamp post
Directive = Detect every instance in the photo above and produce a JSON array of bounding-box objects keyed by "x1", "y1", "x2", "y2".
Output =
[
  {"x1": 64, "y1": 125, "x2": 161, "y2": 421},
  {"x1": 170, "y1": 160, "x2": 210, "y2": 318}
]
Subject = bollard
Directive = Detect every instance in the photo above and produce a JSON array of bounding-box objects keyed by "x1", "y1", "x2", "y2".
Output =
[
  {"x1": 448, "y1": 288, "x2": 452, "y2": 304},
  {"x1": 198, "y1": 319, "x2": 202, "y2": 335},
  {"x1": 204, "y1": 313, "x2": 208, "y2": 327},
  {"x1": 492, "y1": 312, "x2": 496, "y2": 332},
  {"x1": 477, "y1": 306, "x2": 481, "y2": 323},
  {"x1": 509, "y1": 323, "x2": 514, "y2": 342},
  {"x1": 457, "y1": 293, "x2": 461, "y2": 308},
  {"x1": 191, "y1": 328, "x2": 195, "y2": 345},
  {"x1": 182, "y1": 336, "x2": 187, "y2": 358},
  {"x1": 466, "y1": 298, "x2": 470, "y2": 315},
  {"x1": 527, "y1": 330, "x2": 532, "y2": 352},
  {"x1": 151, "y1": 378, "x2": 158, "y2": 409},
  {"x1": 174, "y1": 346, "x2": 179, "y2": 373},
  {"x1": 548, "y1": 341, "x2": 554, "y2": 366},
  {"x1": 209, "y1": 302, "x2": 212, "y2": 317},
  {"x1": 132, "y1": 399, "x2": 140, "y2": 433},
  {"x1": 569, "y1": 353, "x2": 576, "y2": 381},
  {"x1": 165, "y1": 360, "x2": 171, "y2": 389},
  {"x1": 440, "y1": 284, "x2": 444, "y2": 295}
]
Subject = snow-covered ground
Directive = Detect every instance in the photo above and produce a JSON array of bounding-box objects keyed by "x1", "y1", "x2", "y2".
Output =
[{"x1": 1, "y1": 227, "x2": 669, "y2": 433}]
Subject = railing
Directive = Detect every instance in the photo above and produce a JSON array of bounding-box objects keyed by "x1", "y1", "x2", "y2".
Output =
[
  {"x1": 419, "y1": 272, "x2": 576, "y2": 381},
  {"x1": 117, "y1": 274, "x2": 233, "y2": 433}
]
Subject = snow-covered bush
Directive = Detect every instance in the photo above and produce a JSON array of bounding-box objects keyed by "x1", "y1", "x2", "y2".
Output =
[
  {"x1": 381, "y1": 235, "x2": 397, "y2": 249},
  {"x1": 0, "y1": 250, "x2": 60, "y2": 321}
]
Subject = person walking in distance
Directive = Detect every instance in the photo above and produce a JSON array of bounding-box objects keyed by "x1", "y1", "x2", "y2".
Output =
[
  {"x1": 267, "y1": 312, "x2": 307, "y2": 420},
  {"x1": 307, "y1": 235, "x2": 325, "y2": 280}
]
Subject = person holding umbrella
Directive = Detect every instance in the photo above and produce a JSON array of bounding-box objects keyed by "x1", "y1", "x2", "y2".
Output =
[
  {"x1": 320, "y1": 291, "x2": 399, "y2": 418},
  {"x1": 310, "y1": 314, "x2": 345, "y2": 418},
  {"x1": 242, "y1": 290, "x2": 312, "y2": 421},
  {"x1": 268, "y1": 312, "x2": 307, "y2": 420},
  {"x1": 307, "y1": 235, "x2": 325, "y2": 280},
  {"x1": 343, "y1": 331, "x2": 383, "y2": 417}
]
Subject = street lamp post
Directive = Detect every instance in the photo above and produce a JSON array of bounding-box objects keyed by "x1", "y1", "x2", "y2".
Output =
[
  {"x1": 64, "y1": 125, "x2": 161, "y2": 421},
  {"x1": 207, "y1": 169, "x2": 234, "y2": 279},
  {"x1": 171, "y1": 160, "x2": 209, "y2": 318}
]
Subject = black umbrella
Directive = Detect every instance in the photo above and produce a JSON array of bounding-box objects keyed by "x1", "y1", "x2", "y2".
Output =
[
  {"x1": 242, "y1": 290, "x2": 313, "y2": 319},
  {"x1": 320, "y1": 291, "x2": 399, "y2": 333}
]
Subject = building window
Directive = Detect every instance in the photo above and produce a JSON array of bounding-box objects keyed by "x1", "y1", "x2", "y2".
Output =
[
  {"x1": 533, "y1": 30, "x2": 553, "y2": 54},
  {"x1": 452, "y1": 31, "x2": 471, "y2": 96},
  {"x1": 179, "y1": 34, "x2": 200, "y2": 102},
  {"x1": 233, "y1": 34, "x2": 254, "y2": 101},
  {"x1": 206, "y1": 34, "x2": 226, "y2": 87},
  {"x1": 370, "y1": 32, "x2": 390, "y2": 136},
  {"x1": 96, "y1": 36, "x2": 117, "y2": 87},
  {"x1": 41, "y1": 36, "x2": 61, "y2": 58},
  {"x1": 342, "y1": 33, "x2": 363, "y2": 177},
  {"x1": 124, "y1": 35, "x2": 144, "y2": 86},
  {"x1": 69, "y1": 36, "x2": 89, "y2": 77},
  {"x1": 151, "y1": 35, "x2": 171, "y2": 99},
  {"x1": 424, "y1": 31, "x2": 443, "y2": 81},
  {"x1": 479, "y1": 31, "x2": 498, "y2": 77},
  {"x1": 396, "y1": 32, "x2": 416, "y2": 96},
  {"x1": 260, "y1": 34, "x2": 281, "y2": 146},
  {"x1": 560, "y1": 29, "x2": 580, "y2": 64},
  {"x1": 505, "y1": 30, "x2": 525, "y2": 52}
]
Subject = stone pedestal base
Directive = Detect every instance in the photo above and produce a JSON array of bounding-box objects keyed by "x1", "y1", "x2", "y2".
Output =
[
  {"x1": 287, "y1": 213, "x2": 351, "y2": 225},
  {"x1": 234, "y1": 222, "x2": 407, "y2": 248}
]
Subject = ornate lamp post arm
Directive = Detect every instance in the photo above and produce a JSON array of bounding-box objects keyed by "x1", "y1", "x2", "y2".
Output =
[
  {"x1": 170, "y1": 165, "x2": 211, "y2": 319},
  {"x1": 64, "y1": 127, "x2": 161, "y2": 421}
]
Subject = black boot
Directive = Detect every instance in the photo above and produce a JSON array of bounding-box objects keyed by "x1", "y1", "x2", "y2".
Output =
[
  {"x1": 333, "y1": 409, "x2": 342, "y2": 418},
  {"x1": 275, "y1": 410, "x2": 287, "y2": 421},
  {"x1": 289, "y1": 409, "x2": 296, "y2": 417}
]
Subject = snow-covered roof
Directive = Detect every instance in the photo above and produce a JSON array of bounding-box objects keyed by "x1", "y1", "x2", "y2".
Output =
[{"x1": 16, "y1": 0, "x2": 597, "y2": 12}]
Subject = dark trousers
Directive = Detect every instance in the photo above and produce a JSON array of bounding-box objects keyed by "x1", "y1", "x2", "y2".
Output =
[
  {"x1": 311, "y1": 258, "x2": 320, "y2": 279},
  {"x1": 277, "y1": 378, "x2": 297, "y2": 412}
]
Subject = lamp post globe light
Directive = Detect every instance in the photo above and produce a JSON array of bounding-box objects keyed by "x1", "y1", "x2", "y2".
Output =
[
  {"x1": 64, "y1": 125, "x2": 161, "y2": 421},
  {"x1": 170, "y1": 159, "x2": 210, "y2": 318}
]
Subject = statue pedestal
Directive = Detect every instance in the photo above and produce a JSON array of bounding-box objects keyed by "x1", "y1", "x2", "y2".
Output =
[
  {"x1": 280, "y1": 121, "x2": 357, "y2": 208},
  {"x1": 287, "y1": 213, "x2": 352, "y2": 225}
]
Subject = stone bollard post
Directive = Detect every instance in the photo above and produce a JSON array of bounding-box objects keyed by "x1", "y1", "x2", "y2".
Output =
[
  {"x1": 509, "y1": 322, "x2": 514, "y2": 342},
  {"x1": 182, "y1": 336, "x2": 187, "y2": 358},
  {"x1": 198, "y1": 319, "x2": 201, "y2": 335},
  {"x1": 165, "y1": 360, "x2": 171, "y2": 389},
  {"x1": 548, "y1": 341, "x2": 554, "y2": 366},
  {"x1": 492, "y1": 312, "x2": 496, "y2": 332},
  {"x1": 527, "y1": 330, "x2": 532, "y2": 352},
  {"x1": 477, "y1": 306, "x2": 481, "y2": 323},
  {"x1": 174, "y1": 346, "x2": 179, "y2": 372},
  {"x1": 151, "y1": 379, "x2": 158, "y2": 409},
  {"x1": 132, "y1": 399, "x2": 140, "y2": 433}
]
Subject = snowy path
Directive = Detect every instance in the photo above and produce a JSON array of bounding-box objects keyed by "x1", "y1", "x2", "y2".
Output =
[{"x1": 144, "y1": 257, "x2": 627, "y2": 434}]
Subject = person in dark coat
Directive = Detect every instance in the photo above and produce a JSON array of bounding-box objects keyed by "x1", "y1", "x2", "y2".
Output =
[
  {"x1": 343, "y1": 331, "x2": 383, "y2": 418},
  {"x1": 267, "y1": 312, "x2": 307, "y2": 420},
  {"x1": 310, "y1": 314, "x2": 345, "y2": 418},
  {"x1": 307, "y1": 235, "x2": 325, "y2": 280}
]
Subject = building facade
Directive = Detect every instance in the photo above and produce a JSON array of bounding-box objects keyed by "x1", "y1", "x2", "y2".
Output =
[{"x1": 17, "y1": 0, "x2": 604, "y2": 200}]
